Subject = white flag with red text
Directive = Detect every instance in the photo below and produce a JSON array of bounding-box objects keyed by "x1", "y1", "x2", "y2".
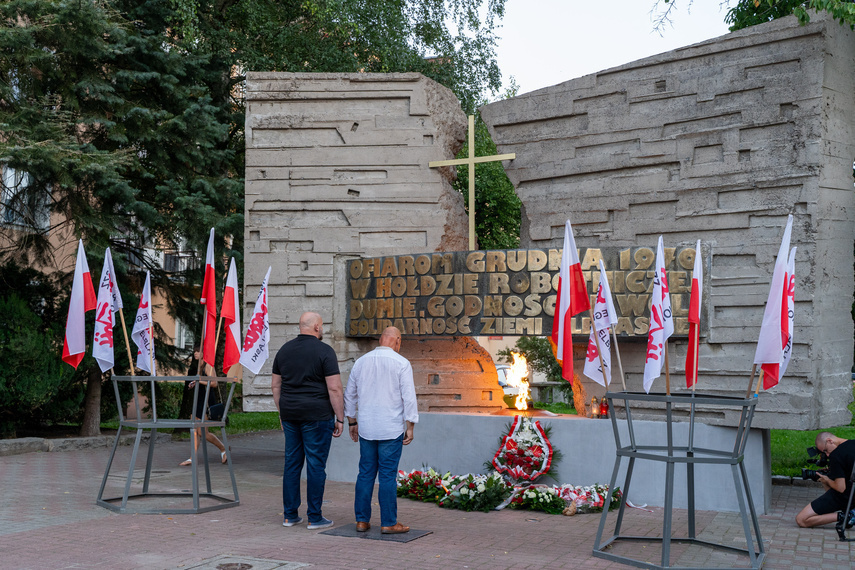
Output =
[
  {"x1": 201, "y1": 228, "x2": 217, "y2": 368},
  {"x1": 221, "y1": 257, "x2": 241, "y2": 374},
  {"x1": 240, "y1": 267, "x2": 271, "y2": 375},
  {"x1": 62, "y1": 240, "x2": 97, "y2": 369},
  {"x1": 755, "y1": 215, "x2": 793, "y2": 389},
  {"x1": 93, "y1": 248, "x2": 124, "y2": 372},
  {"x1": 583, "y1": 260, "x2": 617, "y2": 387},
  {"x1": 550, "y1": 220, "x2": 590, "y2": 381},
  {"x1": 131, "y1": 271, "x2": 156, "y2": 374},
  {"x1": 643, "y1": 236, "x2": 674, "y2": 393},
  {"x1": 779, "y1": 247, "x2": 796, "y2": 379},
  {"x1": 685, "y1": 240, "x2": 702, "y2": 388}
]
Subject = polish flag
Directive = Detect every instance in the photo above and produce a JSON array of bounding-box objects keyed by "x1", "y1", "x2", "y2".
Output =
[
  {"x1": 221, "y1": 257, "x2": 241, "y2": 374},
  {"x1": 779, "y1": 247, "x2": 797, "y2": 380},
  {"x1": 62, "y1": 240, "x2": 97, "y2": 369},
  {"x1": 755, "y1": 215, "x2": 793, "y2": 389},
  {"x1": 642, "y1": 236, "x2": 674, "y2": 393},
  {"x1": 550, "y1": 220, "x2": 590, "y2": 381},
  {"x1": 200, "y1": 228, "x2": 217, "y2": 368},
  {"x1": 93, "y1": 248, "x2": 124, "y2": 372},
  {"x1": 131, "y1": 271, "x2": 155, "y2": 374},
  {"x1": 583, "y1": 260, "x2": 618, "y2": 387},
  {"x1": 240, "y1": 267, "x2": 272, "y2": 375},
  {"x1": 685, "y1": 240, "x2": 702, "y2": 388}
]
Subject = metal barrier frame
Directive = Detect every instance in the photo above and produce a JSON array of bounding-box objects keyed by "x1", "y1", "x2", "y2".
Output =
[
  {"x1": 96, "y1": 375, "x2": 240, "y2": 514},
  {"x1": 592, "y1": 391, "x2": 765, "y2": 569}
]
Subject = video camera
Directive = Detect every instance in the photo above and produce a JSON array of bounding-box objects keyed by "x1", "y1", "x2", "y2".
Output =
[{"x1": 801, "y1": 446, "x2": 830, "y2": 482}]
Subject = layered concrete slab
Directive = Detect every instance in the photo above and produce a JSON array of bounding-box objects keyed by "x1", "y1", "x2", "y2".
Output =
[
  {"x1": 480, "y1": 14, "x2": 855, "y2": 429},
  {"x1": 244, "y1": 72, "x2": 500, "y2": 412}
]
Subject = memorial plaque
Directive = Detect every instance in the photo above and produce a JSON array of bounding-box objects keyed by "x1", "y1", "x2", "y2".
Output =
[{"x1": 346, "y1": 247, "x2": 706, "y2": 339}]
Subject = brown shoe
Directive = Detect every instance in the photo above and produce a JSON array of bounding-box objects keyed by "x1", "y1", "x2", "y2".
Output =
[
  {"x1": 381, "y1": 522, "x2": 410, "y2": 534},
  {"x1": 356, "y1": 521, "x2": 370, "y2": 532}
]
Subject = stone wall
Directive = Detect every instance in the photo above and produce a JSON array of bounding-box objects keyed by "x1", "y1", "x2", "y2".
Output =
[
  {"x1": 479, "y1": 15, "x2": 855, "y2": 429},
  {"x1": 243, "y1": 72, "x2": 502, "y2": 412}
]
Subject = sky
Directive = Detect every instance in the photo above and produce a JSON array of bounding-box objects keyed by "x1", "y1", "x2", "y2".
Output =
[{"x1": 493, "y1": 0, "x2": 733, "y2": 96}]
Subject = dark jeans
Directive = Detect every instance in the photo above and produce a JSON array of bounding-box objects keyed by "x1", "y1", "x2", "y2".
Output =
[
  {"x1": 355, "y1": 434, "x2": 404, "y2": 527},
  {"x1": 281, "y1": 419, "x2": 334, "y2": 523}
]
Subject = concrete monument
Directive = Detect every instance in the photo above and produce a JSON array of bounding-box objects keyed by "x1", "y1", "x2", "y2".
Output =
[{"x1": 480, "y1": 13, "x2": 855, "y2": 429}]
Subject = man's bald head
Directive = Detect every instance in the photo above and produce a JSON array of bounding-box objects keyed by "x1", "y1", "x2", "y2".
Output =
[
  {"x1": 299, "y1": 312, "x2": 323, "y2": 339},
  {"x1": 379, "y1": 326, "x2": 402, "y2": 351}
]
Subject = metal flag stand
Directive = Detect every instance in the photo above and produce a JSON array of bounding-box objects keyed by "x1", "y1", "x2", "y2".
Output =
[
  {"x1": 592, "y1": 391, "x2": 765, "y2": 569},
  {"x1": 96, "y1": 375, "x2": 240, "y2": 514}
]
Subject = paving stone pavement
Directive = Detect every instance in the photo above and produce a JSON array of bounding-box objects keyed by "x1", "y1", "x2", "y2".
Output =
[{"x1": 0, "y1": 430, "x2": 853, "y2": 569}]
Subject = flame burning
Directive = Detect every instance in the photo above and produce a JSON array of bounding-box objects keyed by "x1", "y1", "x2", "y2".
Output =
[{"x1": 506, "y1": 352, "x2": 530, "y2": 410}]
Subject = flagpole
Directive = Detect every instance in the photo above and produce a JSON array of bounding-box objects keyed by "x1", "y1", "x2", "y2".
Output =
[
  {"x1": 207, "y1": 315, "x2": 224, "y2": 377},
  {"x1": 147, "y1": 323, "x2": 155, "y2": 375},
  {"x1": 745, "y1": 363, "x2": 757, "y2": 399},
  {"x1": 117, "y1": 308, "x2": 135, "y2": 376},
  {"x1": 588, "y1": 309, "x2": 609, "y2": 389},
  {"x1": 611, "y1": 329, "x2": 627, "y2": 392},
  {"x1": 664, "y1": 340, "x2": 671, "y2": 396},
  {"x1": 754, "y1": 368, "x2": 765, "y2": 396}
]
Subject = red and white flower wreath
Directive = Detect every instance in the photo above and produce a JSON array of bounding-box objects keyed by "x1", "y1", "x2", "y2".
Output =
[{"x1": 491, "y1": 415, "x2": 554, "y2": 482}]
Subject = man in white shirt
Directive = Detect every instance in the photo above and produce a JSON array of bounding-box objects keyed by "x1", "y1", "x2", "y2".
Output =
[{"x1": 345, "y1": 326, "x2": 418, "y2": 534}]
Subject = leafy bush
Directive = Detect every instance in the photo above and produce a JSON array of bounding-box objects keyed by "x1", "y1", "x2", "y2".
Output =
[{"x1": 0, "y1": 295, "x2": 68, "y2": 437}]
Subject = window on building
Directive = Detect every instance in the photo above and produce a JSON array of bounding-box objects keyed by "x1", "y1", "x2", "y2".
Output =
[
  {"x1": 1, "y1": 165, "x2": 49, "y2": 229},
  {"x1": 175, "y1": 319, "x2": 196, "y2": 352}
]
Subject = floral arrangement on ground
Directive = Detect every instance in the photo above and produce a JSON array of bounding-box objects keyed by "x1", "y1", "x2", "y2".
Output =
[
  {"x1": 397, "y1": 416, "x2": 621, "y2": 515},
  {"x1": 397, "y1": 467, "x2": 622, "y2": 514}
]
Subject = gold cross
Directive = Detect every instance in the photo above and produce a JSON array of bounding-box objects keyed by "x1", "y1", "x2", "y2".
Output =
[{"x1": 429, "y1": 115, "x2": 515, "y2": 250}]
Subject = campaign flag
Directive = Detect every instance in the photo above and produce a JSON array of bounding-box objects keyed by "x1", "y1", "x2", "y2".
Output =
[
  {"x1": 642, "y1": 236, "x2": 674, "y2": 393},
  {"x1": 685, "y1": 240, "x2": 703, "y2": 388},
  {"x1": 200, "y1": 228, "x2": 217, "y2": 368},
  {"x1": 779, "y1": 247, "x2": 797, "y2": 380},
  {"x1": 550, "y1": 220, "x2": 590, "y2": 381},
  {"x1": 131, "y1": 271, "x2": 156, "y2": 374},
  {"x1": 62, "y1": 240, "x2": 97, "y2": 369},
  {"x1": 754, "y1": 215, "x2": 793, "y2": 389},
  {"x1": 240, "y1": 267, "x2": 272, "y2": 375},
  {"x1": 221, "y1": 257, "x2": 241, "y2": 374},
  {"x1": 583, "y1": 261, "x2": 617, "y2": 387},
  {"x1": 93, "y1": 247, "x2": 124, "y2": 372}
]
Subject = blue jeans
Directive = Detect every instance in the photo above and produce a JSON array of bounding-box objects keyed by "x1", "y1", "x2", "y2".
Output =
[
  {"x1": 281, "y1": 419, "x2": 334, "y2": 523},
  {"x1": 355, "y1": 434, "x2": 404, "y2": 527}
]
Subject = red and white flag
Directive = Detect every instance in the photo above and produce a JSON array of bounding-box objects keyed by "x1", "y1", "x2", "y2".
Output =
[
  {"x1": 754, "y1": 215, "x2": 793, "y2": 389},
  {"x1": 240, "y1": 267, "x2": 272, "y2": 375},
  {"x1": 221, "y1": 257, "x2": 241, "y2": 374},
  {"x1": 685, "y1": 240, "x2": 702, "y2": 388},
  {"x1": 779, "y1": 247, "x2": 797, "y2": 380},
  {"x1": 62, "y1": 240, "x2": 97, "y2": 369},
  {"x1": 550, "y1": 220, "x2": 590, "y2": 381},
  {"x1": 93, "y1": 247, "x2": 124, "y2": 372},
  {"x1": 131, "y1": 271, "x2": 156, "y2": 375},
  {"x1": 583, "y1": 260, "x2": 618, "y2": 387},
  {"x1": 643, "y1": 236, "x2": 674, "y2": 393},
  {"x1": 200, "y1": 228, "x2": 217, "y2": 368}
]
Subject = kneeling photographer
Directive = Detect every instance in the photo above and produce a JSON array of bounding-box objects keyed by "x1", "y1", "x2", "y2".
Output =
[{"x1": 795, "y1": 432, "x2": 855, "y2": 528}]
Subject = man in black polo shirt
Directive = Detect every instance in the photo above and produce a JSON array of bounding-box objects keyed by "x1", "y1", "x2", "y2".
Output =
[
  {"x1": 796, "y1": 431, "x2": 855, "y2": 528},
  {"x1": 271, "y1": 311, "x2": 345, "y2": 530}
]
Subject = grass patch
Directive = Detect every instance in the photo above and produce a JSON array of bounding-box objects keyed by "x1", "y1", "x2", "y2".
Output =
[
  {"x1": 533, "y1": 401, "x2": 576, "y2": 415},
  {"x1": 100, "y1": 411, "x2": 282, "y2": 438},
  {"x1": 770, "y1": 382, "x2": 855, "y2": 477}
]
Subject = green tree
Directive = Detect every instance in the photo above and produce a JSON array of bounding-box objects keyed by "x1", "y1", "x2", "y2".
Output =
[
  {"x1": 1, "y1": 0, "x2": 508, "y2": 435},
  {"x1": 0, "y1": 0, "x2": 242, "y2": 435},
  {"x1": 651, "y1": 1, "x2": 855, "y2": 33},
  {"x1": 453, "y1": 112, "x2": 521, "y2": 250},
  {"x1": 0, "y1": 262, "x2": 69, "y2": 436}
]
